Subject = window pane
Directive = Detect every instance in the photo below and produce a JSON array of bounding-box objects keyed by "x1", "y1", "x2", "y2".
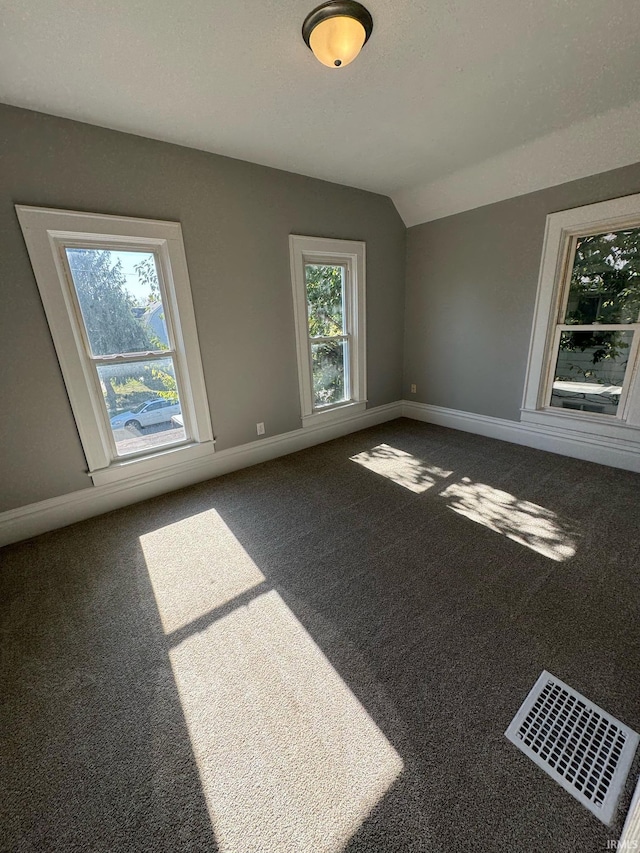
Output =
[
  {"x1": 311, "y1": 340, "x2": 347, "y2": 408},
  {"x1": 564, "y1": 228, "x2": 640, "y2": 324},
  {"x1": 305, "y1": 264, "x2": 345, "y2": 337},
  {"x1": 97, "y1": 357, "x2": 185, "y2": 456},
  {"x1": 550, "y1": 330, "x2": 633, "y2": 415},
  {"x1": 65, "y1": 248, "x2": 169, "y2": 356}
]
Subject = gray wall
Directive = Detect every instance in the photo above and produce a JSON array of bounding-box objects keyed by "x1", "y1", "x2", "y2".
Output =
[
  {"x1": 0, "y1": 104, "x2": 406, "y2": 512},
  {"x1": 404, "y1": 163, "x2": 640, "y2": 422}
]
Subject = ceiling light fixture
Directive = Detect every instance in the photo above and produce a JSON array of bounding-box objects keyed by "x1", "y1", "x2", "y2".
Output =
[{"x1": 302, "y1": 1, "x2": 373, "y2": 69}]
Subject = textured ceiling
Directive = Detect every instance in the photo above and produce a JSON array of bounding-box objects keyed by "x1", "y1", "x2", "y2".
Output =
[{"x1": 1, "y1": 0, "x2": 639, "y2": 224}]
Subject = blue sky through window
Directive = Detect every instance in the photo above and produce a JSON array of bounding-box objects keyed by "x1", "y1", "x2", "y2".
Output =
[{"x1": 109, "y1": 250, "x2": 158, "y2": 305}]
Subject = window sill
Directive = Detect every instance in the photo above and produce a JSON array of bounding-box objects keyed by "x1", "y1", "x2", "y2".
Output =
[
  {"x1": 520, "y1": 408, "x2": 640, "y2": 445},
  {"x1": 89, "y1": 439, "x2": 216, "y2": 487},
  {"x1": 302, "y1": 400, "x2": 367, "y2": 429}
]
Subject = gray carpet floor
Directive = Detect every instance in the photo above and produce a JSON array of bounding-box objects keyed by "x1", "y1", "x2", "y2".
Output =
[{"x1": 2, "y1": 418, "x2": 640, "y2": 852}]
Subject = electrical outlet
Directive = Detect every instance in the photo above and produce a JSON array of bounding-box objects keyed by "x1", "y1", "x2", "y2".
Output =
[
  {"x1": 256, "y1": 422, "x2": 265, "y2": 435},
  {"x1": 410, "y1": 384, "x2": 417, "y2": 394}
]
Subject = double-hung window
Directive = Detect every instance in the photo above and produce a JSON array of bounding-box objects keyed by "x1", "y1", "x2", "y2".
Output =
[
  {"x1": 523, "y1": 192, "x2": 640, "y2": 439},
  {"x1": 17, "y1": 207, "x2": 213, "y2": 485},
  {"x1": 289, "y1": 235, "x2": 366, "y2": 426}
]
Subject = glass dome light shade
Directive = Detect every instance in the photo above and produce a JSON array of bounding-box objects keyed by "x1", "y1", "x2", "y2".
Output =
[{"x1": 309, "y1": 15, "x2": 366, "y2": 68}]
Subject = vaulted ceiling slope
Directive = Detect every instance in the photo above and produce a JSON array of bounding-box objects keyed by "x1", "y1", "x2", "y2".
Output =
[{"x1": 1, "y1": 0, "x2": 639, "y2": 226}]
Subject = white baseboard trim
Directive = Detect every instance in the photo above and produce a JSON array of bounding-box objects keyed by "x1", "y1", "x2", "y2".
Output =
[
  {"x1": 0, "y1": 401, "x2": 402, "y2": 547},
  {"x1": 402, "y1": 400, "x2": 640, "y2": 473},
  {"x1": 6, "y1": 398, "x2": 639, "y2": 548}
]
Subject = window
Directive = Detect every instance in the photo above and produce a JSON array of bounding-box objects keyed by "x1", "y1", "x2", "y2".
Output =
[
  {"x1": 289, "y1": 235, "x2": 366, "y2": 426},
  {"x1": 17, "y1": 207, "x2": 213, "y2": 485},
  {"x1": 523, "y1": 193, "x2": 640, "y2": 439}
]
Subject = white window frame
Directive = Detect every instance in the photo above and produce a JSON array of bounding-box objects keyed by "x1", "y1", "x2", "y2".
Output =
[
  {"x1": 522, "y1": 192, "x2": 640, "y2": 443},
  {"x1": 17, "y1": 206, "x2": 214, "y2": 486},
  {"x1": 289, "y1": 235, "x2": 367, "y2": 428}
]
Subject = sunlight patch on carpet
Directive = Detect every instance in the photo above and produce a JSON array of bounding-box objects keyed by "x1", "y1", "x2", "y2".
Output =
[
  {"x1": 350, "y1": 443, "x2": 452, "y2": 493},
  {"x1": 350, "y1": 445, "x2": 577, "y2": 561},
  {"x1": 441, "y1": 478, "x2": 577, "y2": 561},
  {"x1": 140, "y1": 509, "x2": 265, "y2": 633},
  {"x1": 168, "y1": 589, "x2": 403, "y2": 853}
]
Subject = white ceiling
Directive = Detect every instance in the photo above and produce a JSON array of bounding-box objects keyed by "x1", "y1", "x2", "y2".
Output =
[{"x1": 1, "y1": 0, "x2": 639, "y2": 225}]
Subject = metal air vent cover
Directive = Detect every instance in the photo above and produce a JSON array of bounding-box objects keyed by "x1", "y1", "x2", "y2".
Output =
[{"x1": 505, "y1": 671, "x2": 639, "y2": 825}]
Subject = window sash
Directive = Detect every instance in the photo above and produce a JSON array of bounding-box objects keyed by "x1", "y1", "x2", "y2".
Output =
[
  {"x1": 304, "y1": 261, "x2": 348, "y2": 338},
  {"x1": 90, "y1": 350, "x2": 177, "y2": 365},
  {"x1": 305, "y1": 264, "x2": 352, "y2": 412},
  {"x1": 307, "y1": 316, "x2": 352, "y2": 412},
  {"x1": 544, "y1": 326, "x2": 640, "y2": 419},
  {"x1": 308, "y1": 334, "x2": 349, "y2": 343},
  {"x1": 56, "y1": 241, "x2": 195, "y2": 458},
  {"x1": 558, "y1": 231, "x2": 640, "y2": 326},
  {"x1": 542, "y1": 229, "x2": 640, "y2": 420},
  {"x1": 308, "y1": 337, "x2": 351, "y2": 408},
  {"x1": 552, "y1": 324, "x2": 638, "y2": 333},
  {"x1": 60, "y1": 243, "x2": 175, "y2": 359},
  {"x1": 90, "y1": 353, "x2": 189, "y2": 461}
]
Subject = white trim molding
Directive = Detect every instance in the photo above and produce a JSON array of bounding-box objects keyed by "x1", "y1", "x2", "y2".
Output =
[
  {"x1": 5, "y1": 397, "x2": 640, "y2": 548},
  {"x1": 16, "y1": 206, "x2": 214, "y2": 483},
  {"x1": 289, "y1": 234, "x2": 366, "y2": 427},
  {"x1": 0, "y1": 401, "x2": 402, "y2": 547},
  {"x1": 403, "y1": 400, "x2": 640, "y2": 474},
  {"x1": 523, "y1": 192, "x2": 640, "y2": 413},
  {"x1": 522, "y1": 192, "x2": 640, "y2": 454}
]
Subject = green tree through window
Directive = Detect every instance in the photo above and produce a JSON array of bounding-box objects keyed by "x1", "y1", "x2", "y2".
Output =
[
  {"x1": 305, "y1": 264, "x2": 347, "y2": 406},
  {"x1": 67, "y1": 249, "x2": 155, "y2": 356},
  {"x1": 561, "y1": 229, "x2": 640, "y2": 368}
]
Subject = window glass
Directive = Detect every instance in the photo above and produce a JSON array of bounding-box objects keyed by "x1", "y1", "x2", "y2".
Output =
[
  {"x1": 65, "y1": 248, "x2": 169, "y2": 355},
  {"x1": 65, "y1": 247, "x2": 184, "y2": 457},
  {"x1": 550, "y1": 330, "x2": 633, "y2": 415},
  {"x1": 305, "y1": 264, "x2": 345, "y2": 337},
  {"x1": 97, "y1": 357, "x2": 185, "y2": 456},
  {"x1": 311, "y1": 340, "x2": 347, "y2": 408},
  {"x1": 564, "y1": 229, "x2": 640, "y2": 325}
]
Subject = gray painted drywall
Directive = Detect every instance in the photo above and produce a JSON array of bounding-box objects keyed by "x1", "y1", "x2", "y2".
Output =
[
  {"x1": 0, "y1": 104, "x2": 406, "y2": 513},
  {"x1": 404, "y1": 163, "x2": 640, "y2": 422}
]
